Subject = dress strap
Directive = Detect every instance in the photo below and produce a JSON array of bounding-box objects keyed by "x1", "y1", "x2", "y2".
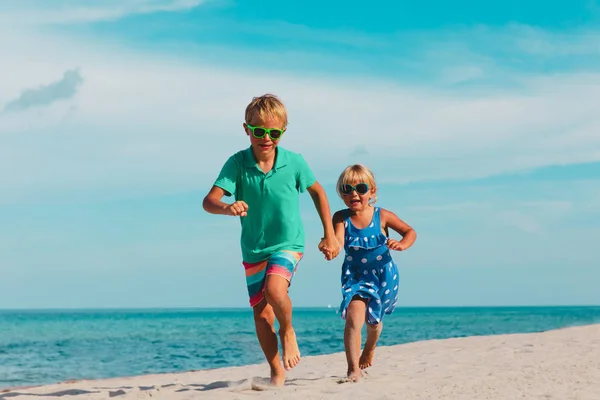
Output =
[{"x1": 373, "y1": 207, "x2": 381, "y2": 225}]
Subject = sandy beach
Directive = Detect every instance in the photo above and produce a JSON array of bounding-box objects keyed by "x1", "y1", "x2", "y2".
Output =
[{"x1": 2, "y1": 324, "x2": 599, "y2": 400}]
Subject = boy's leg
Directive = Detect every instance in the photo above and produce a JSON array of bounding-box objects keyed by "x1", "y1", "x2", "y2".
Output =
[
  {"x1": 264, "y1": 274, "x2": 300, "y2": 370},
  {"x1": 344, "y1": 298, "x2": 367, "y2": 381},
  {"x1": 253, "y1": 298, "x2": 286, "y2": 386},
  {"x1": 359, "y1": 322, "x2": 383, "y2": 369},
  {"x1": 261, "y1": 251, "x2": 303, "y2": 371}
]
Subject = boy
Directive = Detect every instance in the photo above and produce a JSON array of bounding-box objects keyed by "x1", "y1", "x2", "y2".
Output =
[{"x1": 202, "y1": 94, "x2": 340, "y2": 386}]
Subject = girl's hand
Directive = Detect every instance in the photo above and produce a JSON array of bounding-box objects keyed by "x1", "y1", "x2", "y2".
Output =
[
  {"x1": 380, "y1": 209, "x2": 416, "y2": 251},
  {"x1": 226, "y1": 201, "x2": 248, "y2": 217},
  {"x1": 319, "y1": 236, "x2": 341, "y2": 260},
  {"x1": 387, "y1": 238, "x2": 405, "y2": 251}
]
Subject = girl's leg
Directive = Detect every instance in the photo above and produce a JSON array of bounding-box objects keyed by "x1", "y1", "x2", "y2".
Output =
[
  {"x1": 359, "y1": 322, "x2": 383, "y2": 369},
  {"x1": 344, "y1": 297, "x2": 367, "y2": 381}
]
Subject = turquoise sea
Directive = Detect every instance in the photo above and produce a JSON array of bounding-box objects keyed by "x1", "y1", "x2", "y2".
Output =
[{"x1": 1, "y1": 306, "x2": 600, "y2": 389}]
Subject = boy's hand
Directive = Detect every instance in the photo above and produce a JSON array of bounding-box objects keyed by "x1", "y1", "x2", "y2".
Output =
[
  {"x1": 226, "y1": 201, "x2": 248, "y2": 217},
  {"x1": 387, "y1": 238, "x2": 405, "y2": 251},
  {"x1": 318, "y1": 236, "x2": 341, "y2": 260}
]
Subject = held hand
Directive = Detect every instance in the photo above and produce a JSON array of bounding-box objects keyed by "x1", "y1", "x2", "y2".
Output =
[
  {"x1": 387, "y1": 238, "x2": 405, "y2": 251},
  {"x1": 226, "y1": 201, "x2": 248, "y2": 217},
  {"x1": 318, "y1": 240, "x2": 334, "y2": 260},
  {"x1": 318, "y1": 236, "x2": 341, "y2": 261}
]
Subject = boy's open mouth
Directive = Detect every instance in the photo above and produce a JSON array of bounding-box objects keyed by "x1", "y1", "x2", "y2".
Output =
[{"x1": 350, "y1": 199, "x2": 361, "y2": 205}]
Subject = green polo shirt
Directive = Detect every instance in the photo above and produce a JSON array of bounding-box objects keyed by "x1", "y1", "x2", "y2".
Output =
[{"x1": 213, "y1": 146, "x2": 317, "y2": 263}]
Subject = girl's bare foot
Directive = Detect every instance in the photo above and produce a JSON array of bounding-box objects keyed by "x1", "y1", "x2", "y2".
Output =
[
  {"x1": 360, "y1": 322, "x2": 381, "y2": 369},
  {"x1": 347, "y1": 367, "x2": 362, "y2": 382},
  {"x1": 270, "y1": 369, "x2": 286, "y2": 386},
  {"x1": 359, "y1": 348, "x2": 375, "y2": 369},
  {"x1": 280, "y1": 328, "x2": 301, "y2": 370}
]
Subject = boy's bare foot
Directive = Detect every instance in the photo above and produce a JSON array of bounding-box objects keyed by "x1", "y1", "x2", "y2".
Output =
[
  {"x1": 270, "y1": 369, "x2": 286, "y2": 386},
  {"x1": 279, "y1": 328, "x2": 301, "y2": 370},
  {"x1": 359, "y1": 348, "x2": 375, "y2": 369},
  {"x1": 346, "y1": 368, "x2": 362, "y2": 382}
]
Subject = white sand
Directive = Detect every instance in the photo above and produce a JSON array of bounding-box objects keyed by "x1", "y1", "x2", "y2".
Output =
[{"x1": 2, "y1": 324, "x2": 599, "y2": 400}]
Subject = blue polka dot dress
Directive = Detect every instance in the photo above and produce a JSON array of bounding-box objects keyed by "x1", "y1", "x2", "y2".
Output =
[{"x1": 339, "y1": 207, "x2": 400, "y2": 325}]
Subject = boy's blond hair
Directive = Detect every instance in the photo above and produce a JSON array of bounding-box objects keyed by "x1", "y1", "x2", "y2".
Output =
[
  {"x1": 245, "y1": 93, "x2": 288, "y2": 127},
  {"x1": 336, "y1": 164, "x2": 378, "y2": 204}
]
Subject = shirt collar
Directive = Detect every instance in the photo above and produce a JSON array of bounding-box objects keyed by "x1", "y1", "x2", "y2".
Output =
[{"x1": 243, "y1": 146, "x2": 288, "y2": 170}]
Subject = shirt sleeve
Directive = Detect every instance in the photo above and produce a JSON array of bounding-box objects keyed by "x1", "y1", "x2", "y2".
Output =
[
  {"x1": 296, "y1": 154, "x2": 317, "y2": 193},
  {"x1": 213, "y1": 155, "x2": 239, "y2": 197}
]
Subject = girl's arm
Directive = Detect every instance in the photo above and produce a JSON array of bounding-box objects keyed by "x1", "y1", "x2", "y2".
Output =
[
  {"x1": 332, "y1": 210, "x2": 346, "y2": 249},
  {"x1": 381, "y1": 208, "x2": 417, "y2": 251}
]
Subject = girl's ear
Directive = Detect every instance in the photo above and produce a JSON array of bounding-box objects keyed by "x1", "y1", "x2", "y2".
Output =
[{"x1": 369, "y1": 186, "x2": 377, "y2": 204}]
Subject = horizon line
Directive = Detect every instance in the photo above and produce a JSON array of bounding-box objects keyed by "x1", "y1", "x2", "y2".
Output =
[{"x1": 1, "y1": 304, "x2": 599, "y2": 312}]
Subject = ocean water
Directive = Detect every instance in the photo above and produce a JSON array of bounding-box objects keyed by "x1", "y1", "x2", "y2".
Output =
[{"x1": 1, "y1": 306, "x2": 600, "y2": 389}]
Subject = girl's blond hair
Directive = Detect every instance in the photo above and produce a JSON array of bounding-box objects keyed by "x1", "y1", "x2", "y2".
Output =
[
  {"x1": 336, "y1": 164, "x2": 377, "y2": 204},
  {"x1": 245, "y1": 93, "x2": 288, "y2": 127}
]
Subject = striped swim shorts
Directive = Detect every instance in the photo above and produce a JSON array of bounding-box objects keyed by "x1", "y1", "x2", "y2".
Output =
[{"x1": 242, "y1": 250, "x2": 303, "y2": 307}]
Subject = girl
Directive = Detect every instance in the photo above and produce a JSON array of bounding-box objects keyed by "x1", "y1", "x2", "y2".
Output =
[{"x1": 332, "y1": 164, "x2": 417, "y2": 382}]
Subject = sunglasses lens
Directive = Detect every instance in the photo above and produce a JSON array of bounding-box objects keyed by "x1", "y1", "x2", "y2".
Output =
[
  {"x1": 340, "y1": 184, "x2": 353, "y2": 195},
  {"x1": 253, "y1": 128, "x2": 266, "y2": 138},
  {"x1": 356, "y1": 183, "x2": 369, "y2": 194},
  {"x1": 270, "y1": 130, "x2": 283, "y2": 139}
]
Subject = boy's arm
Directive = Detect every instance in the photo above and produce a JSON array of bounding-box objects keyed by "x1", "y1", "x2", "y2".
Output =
[
  {"x1": 202, "y1": 186, "x2": 248, "y2": 216},
  {"x1": 307, "y1": 181, "x2": 341, "y2": 260},
  {"x1": 203, "y1": 155, "x2": 247, "y2": 216},
  {"x1": 381, "y1": 208, "x2": 416, "y2": 251}
]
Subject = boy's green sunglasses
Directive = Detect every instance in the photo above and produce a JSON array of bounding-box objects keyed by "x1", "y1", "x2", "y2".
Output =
[{"x1": 246, "y1": 124, "x2": 285, "y2": 140}]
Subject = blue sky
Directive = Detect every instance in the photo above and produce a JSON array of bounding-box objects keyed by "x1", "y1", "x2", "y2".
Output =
[{"x1": 0, "y1": 0, "x2": 599, "y2": 309}]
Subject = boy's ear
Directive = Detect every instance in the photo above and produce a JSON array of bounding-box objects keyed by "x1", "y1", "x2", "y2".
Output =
[{"x1": 243, "y1": 123, "x2": 249, "y2": 135}]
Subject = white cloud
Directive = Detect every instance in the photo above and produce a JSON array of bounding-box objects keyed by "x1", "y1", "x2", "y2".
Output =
[
  {"x1": 0, "y1": 0, "x2": 204, "y2": 25},
  {"x1": 405, "y1": 199, "x2": 578, "y2": 236},
  {"x1": 510, "y1": 25, "x2": 600, "y2": 57},
  {"x1": 1, "y1": 11, "x2": 600, "y2": 203},
  {"x1": 405, "y1": 23, "x2": 600, "y2": 60}
]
